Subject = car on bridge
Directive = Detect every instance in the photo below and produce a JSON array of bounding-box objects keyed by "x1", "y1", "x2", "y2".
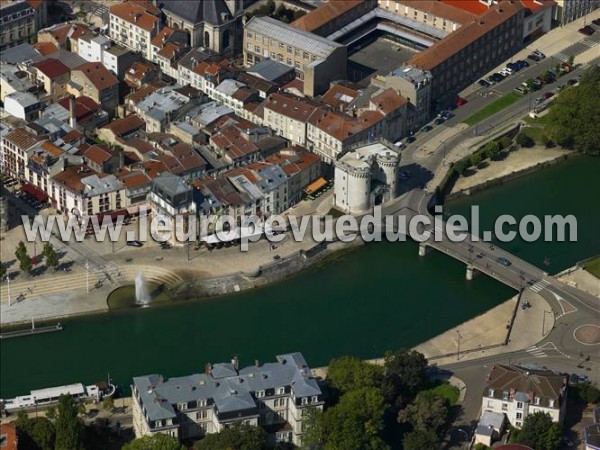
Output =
[{"x1": 496, "y1": 257, "x2": 512, "y2": 267}]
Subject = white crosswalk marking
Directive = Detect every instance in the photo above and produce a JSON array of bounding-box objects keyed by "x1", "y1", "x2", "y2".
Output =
[
  {"x1": 582, "y1": 38, "x2": 598, "y2": 48},
  {"x1": 526, "y1": 346, "x2": 548, "y2": 358},
  {"x1": 530, "y1": 279, "x2": 550, "y2": 293},
  {"x1": 553, "y1": 52, "x2": 568, "y2": 61}
]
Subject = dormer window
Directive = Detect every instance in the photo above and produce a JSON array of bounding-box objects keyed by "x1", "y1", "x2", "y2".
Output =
[
  {"x1": 276, "y1": 387, "x2": 285, "y2": 395},
  {"x1": 502, "y1": 391, "x2": 508, "y2": 401},
  {"x1": 488, "y1": 389, "x2": 494, "y2": 397},
  {"x1": 535, "y1": 396, "x2": 540, "y2": 405},
  {"x1": 256, "y1": 390, "x2": 265, "y2": 398},
  {"x1": 549, "y1": 399, "x2": 555, "y2": 408},
  {"x1": 301, "y1": 397, "x2": 308, "y2": 405}
]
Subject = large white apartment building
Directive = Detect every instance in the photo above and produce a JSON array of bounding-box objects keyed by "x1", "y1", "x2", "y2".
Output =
[
  {"x1": 481, "y1": 365, "x2": 568, "y2": 429},
  {"x1": 109, "y1": 2, "x2": 160, "y2": 60},
  {"x1": 132, "y1": 353, "x2": 323, "y2": 446}
]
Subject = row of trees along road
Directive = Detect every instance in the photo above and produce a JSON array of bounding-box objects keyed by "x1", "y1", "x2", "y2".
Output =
[{"x1": 5, "y1": 241, "x2": 59, "y2": 276}]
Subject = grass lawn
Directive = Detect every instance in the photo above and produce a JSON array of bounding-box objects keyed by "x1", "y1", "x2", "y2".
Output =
[
  {"x1": 523, "y1": 113, "x2": 552, "y2": 125},
  {"x1": 464, "y1": 92, "x2": 521, "y2": 126},
  {"x1": 423, "y1": 382, "x2": 461, "y2": 406},
  {"x1": 583, "y1": 257, "x2": 600, "y2": 279},
  {"x1": 522, "y1": 126, "x2": 547, "y2": 144}
]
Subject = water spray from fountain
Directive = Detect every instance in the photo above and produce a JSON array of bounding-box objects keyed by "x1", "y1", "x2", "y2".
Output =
[{"x1": 135, "y1": 272, "x2": 151, "y2": 306}]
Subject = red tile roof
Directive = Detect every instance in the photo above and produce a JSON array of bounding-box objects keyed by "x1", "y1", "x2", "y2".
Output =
[
  {"x1": 101, "y1": 114, "x2": 146, "y2": 136},
  {"x1": 210, "y1": 126, "x2": 260, "y2": 160},
  {"x1": 520, "y1": 0, "x2": 556, "y2": 13},
  {"x1": 58, "y1": 96, "x2": 99, "y2": 120},
  {"x1": 33, "y1": 58, "x2": 70, "y2": 78},
  {"x1": 321, "y1": 84, "x2": 359, "y2": 109},
  {"x1": 409, "y1": 1, "x2": 524, "y2": 71},
  {"x1": 41, "y1": 23, "x2": 91, "y2": 46},
  {"x1": 370, "y1": 88, "x2": 408, "y2": 114},
  {"x1": 441, "y1": 0, "x2": 490, "y2": 15},
  {"x1": 33, "y1": 41, "x2": 59, "y2": 56},
  {"x1": 75, "y1": 62, "x2": 119, "y2": 91},
  {"x1": 0, "y1": 423, "x2": 17, "y2": 450},
  {"x1": 264, "y1": 93, "x2": 322, "y2": 122},
  {"x1": 4, "y1": 128, "x2": 46, "y2": 150},
  {"x1": 398, "y1": 0, "x2": 477, "y2": 24},
  {"x1": 291, "y1": 0, "x2": 363, "y2": 32},
  {"x1": 84, "y1": 144, "x2": 116, "y2": 165},
  {"x1": 109, "y1": 2, "x2": 160, "y2": 32}
]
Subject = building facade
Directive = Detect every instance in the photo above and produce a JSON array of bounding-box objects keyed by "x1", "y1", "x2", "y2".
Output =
[
  {"x1": 109, "y1": 2, "x2": 160, "y2": 60},
  {"x1": 132, "y1": 353, "x2": 323, "y2": 446},
  {"x1": 162, "y1": 0, "x2": 243, "y2": 55},
  {"x1": 556, "y1": 0, "x2": 597, "y2": 24},
  {"x1": 243, "y1": 16, "x2": 347, "y2": 97},
  {"x1": 334, "y1": 141, "x2": 400, "y2": 214},
  {"x1": 481, "y1": 365, "x2": 568, "y2": 429},
  {"x1": 0, "y1": 0, "x2": 38, "y2": 50}
]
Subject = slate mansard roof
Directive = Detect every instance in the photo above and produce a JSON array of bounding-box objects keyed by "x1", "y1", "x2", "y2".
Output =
[{"x1": 133, "y1": 353, "x2": 322, "y2": 422}]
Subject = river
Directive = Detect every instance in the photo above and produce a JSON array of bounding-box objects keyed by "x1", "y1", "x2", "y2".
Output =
[{"x1": 1, "y1": 156, "x2": 598, "y2": 398}]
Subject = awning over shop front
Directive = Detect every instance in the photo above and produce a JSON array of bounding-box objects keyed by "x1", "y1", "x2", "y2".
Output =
[
  {"x1": 304, "y1": 177, "x2": 327, "y2": 195},
  {"x1": 21, "y1": 183, "x2": 48, "y2": 202}
]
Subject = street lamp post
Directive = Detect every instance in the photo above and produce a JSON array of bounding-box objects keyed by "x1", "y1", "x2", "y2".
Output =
[
  {"x1": 457, "y1": 428, "x2": 469, "y2": 449},
  {"x1": 456, "y1": 330, "x2": 462, "y2": 361}
]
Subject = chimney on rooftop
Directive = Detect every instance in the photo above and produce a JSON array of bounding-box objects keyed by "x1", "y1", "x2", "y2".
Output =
[
  {"x1": 232, "y1": 355, "x2": 239, "y2": 371},
  {"x1": 205, "y1": 363, "x2": 212, "y2": 375},
  {"x1": 69, "y1": 95, "x2": 76, "y2": 128}
]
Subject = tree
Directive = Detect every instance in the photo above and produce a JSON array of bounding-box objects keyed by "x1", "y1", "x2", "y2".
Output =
[
  {"x1": 398, "y1": 392, "x2": 449, "y2": 436},
  {"x1": 382, "y1": 350, "x2": 427, "y2": 408},
  {"x1": 510, "y1": 411, "x2": 561, "y2": 450},
  {"x1": 102, "y1": 396, "x2": 115, "y2": 411},
  {"x1": 54, "y1": 394, "x2": 82, "y2": 450},
  {"x1": 567, "y1": 55, "x2": 575, "y2": 68},
  {"x1": 124, "y1": 433, "x2": 184, "y2": 450},
  {"x1": 303, "y1": 387, "x2": 389, "y2": 450},
  {"x1": 516, "y1": 132, "x2": 535, "y2": 148},
  {"x1": 402, "y1": 429, "x2": 440, "y2": 450},
  {"x1": 470, "y1": 152, "x2": 483, "y2": 167},
  {"x1": 483, "y1": 141, "x2": 501, "y2": 160},
  {"x1": 541, "y1": 134, "x2": 555, "y2": 148},
  {"x1": 577, "y1": 382, "x2": 600, "y2": 404},
  {"x1": 30, "y1": 417, "x2": 56, "y2": 450},
  {"x1": 15, "y1": 241, "x2": 27, "y2": 260},
  {"x1": 546, "y1": 65, "x2": 600, "y2": 155},
  {"x1": 453, "y1": 159, "x2": 470, "y2": 176},
  {"x1": 14, "y1": 413, "x2": 55, "y2": 450},
  {"x1": 15, "y1": 241, "x2": 32, "y2": 273},
  {"x1": 525, "y1": 78, "x2": 537, "y2": 90},
  {"x1": 474, "y1": 444, "x2": 491, "y2": 450},
  {"x1": 327, "y1": 356, "x2": 383, "y2": 396},
  {"x1": 44, "y1": 244, "x2": 59, "y2": 269},
  {"x1": 194, "y1": 423, "x2": 266, "y2": 450},
  {"x1": 498, "y1": 136, "x2": 513, "y2": 150},
  {"x1": 46, "y1": 406, "x2": 57, "y2": 421}
]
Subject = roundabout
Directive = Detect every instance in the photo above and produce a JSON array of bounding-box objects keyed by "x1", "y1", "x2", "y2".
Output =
[{"x1": 573, "y1": 324, "x2": 600, "y2": 345}]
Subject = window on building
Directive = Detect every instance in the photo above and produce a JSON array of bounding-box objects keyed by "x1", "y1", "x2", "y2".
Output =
[
  {"x1": 502, "y1": 403, "x2": 508, "y2": 411},
  {"x1": 256, "y1": 390, "x2": 265, "y2": 398},
  {"x1": 301, "y1": 397, "x2": 308, "y2": 405},
  {"x1": 517, "y1": 402, "x2": 523, "y2": 409},
  {"x1": 204, "y1": 31, "x2": 210, "y2": 48},
  {"x1": 516, "y1": 412, "x2": 523, "y2": 420},
  {"x1": 535, "y1": 397, "x2": 540, "y2": 405}
]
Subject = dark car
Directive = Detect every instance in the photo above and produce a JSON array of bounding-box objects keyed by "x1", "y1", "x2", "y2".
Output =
[
  {"x1": 490, "y1": 73, "x2": 504, "y2": 83},
  {"x1": 406, "y1": 136, "x2": 416, "y2": 143},
  {"x1": 434, "y1": 117, "x2": 445, "y2": 125},
  {"x1": 126, "y1": 240, "x2": 144, "y2": 247},
  {"x1": 578, "y1": 25, "x2": 595, "y2": 36},
  {"x1": 567, "y1": 78, "x2": 578, "y2": 86},
  {"x1": 456, "y1": 96, "x2": 468, "y2": 107},
  {"x1": 478, "y1": 79, "x2": 491, "y2": 87},
  {"x1": 593, "y1": 18, "x2": 600, "y2": 26},
  {"x1": 496, "y1": 257, "x2": 512, "y2": 267},
  {"x1": 517, "y1": 59, "x2": 529, "y2": 68},
  {"x1": 527, "y1": 53, "x2": 541, "y2": 62},
  {"x1": 421, "y1": 125, "x2": 433, "y2": 133},
  {"x1": 507, "y1": 62, "x2": 520, "y2": 72}
]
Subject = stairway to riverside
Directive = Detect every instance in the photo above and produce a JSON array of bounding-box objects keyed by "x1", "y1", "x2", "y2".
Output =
[{"x1": 116, "y1": 265, "x2": 184, "y2": 289}]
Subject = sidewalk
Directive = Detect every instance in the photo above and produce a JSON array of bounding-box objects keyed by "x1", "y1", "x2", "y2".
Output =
[{"x1": 460, "y1": 10, "x2": 600, "y2": 98}]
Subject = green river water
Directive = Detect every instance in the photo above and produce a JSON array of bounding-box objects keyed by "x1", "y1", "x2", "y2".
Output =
[{"x1": 1, "y1": 156, "x2": 599, "y2": 398}]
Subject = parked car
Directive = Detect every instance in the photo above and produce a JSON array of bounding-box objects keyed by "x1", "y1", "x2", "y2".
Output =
[
  {"x1": 592, "y1": 18, "x2": 600, "y2": 26},
  {"x1": 578, "y1": 25, "x2": 595, "y2": 36},
  {"x1": 455, "y1": 96, "x2": 468, "y2": 107},
  {"x1": 490, "y1": 73, "x2": 504, "y2": 83},
  {"x1": 394, "y1": 141, "x2": 405, "y2": 149},
  {"x1": 527, "y1": 53, "x2": 541, "y2": 62},
  {"x1": 516, "y1": 59, "x2": 529, "y2": 68},
  {"x1": 405, "y1": 136, "x2": 416, "y2": 143},
  {"x1": 533, "y1": 50, "x2": 546, "y2": 59},
  {"x1": 126, "y1": 240, "x2": 143, "y2": 247},
  {"x1": 434, "y1": 117, "x2": 445, "y2": 125},
  {"x1": 478, "y1": 79, "x2": 491, "y2": 87},
  {"x1": 421, "y1": 125, "x2": 433, "y2": 133},
  {"x1": 544, "y1": 92, "x2": 555, "y2": 100},
  {"x1": 567, "y1": 78, "x2": 578, "y2": 86},
  {"x1": 514, "y1": 86, "x2": 528, "y2": 94}
]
